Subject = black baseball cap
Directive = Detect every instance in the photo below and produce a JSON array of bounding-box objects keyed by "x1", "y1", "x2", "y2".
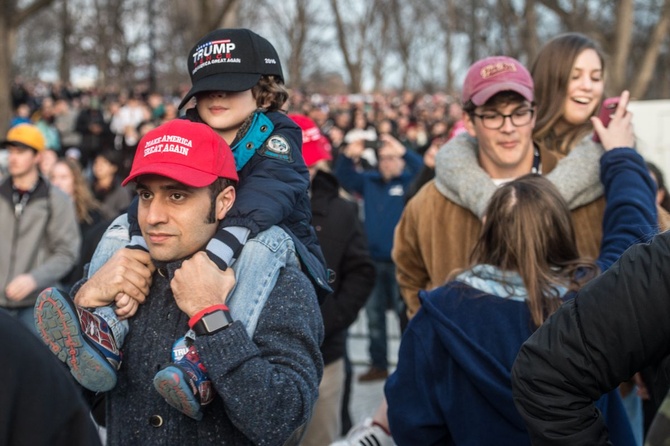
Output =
[{"x1": 179, "y1": 28, "x2": 284, "y2": 110}]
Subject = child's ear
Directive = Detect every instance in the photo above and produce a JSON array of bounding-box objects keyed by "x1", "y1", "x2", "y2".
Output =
[{"x1": 216, "y1": 186, "x2": 236, "y2": 220}]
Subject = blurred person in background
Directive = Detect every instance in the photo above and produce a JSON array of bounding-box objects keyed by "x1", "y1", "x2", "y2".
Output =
[
  {"x1": 109, "y1": 91, "x2": 150, "y2": 151},
  {"x1": 647, "y1": 161, "x2": 670, "y2": 213},
  {"x1": 291, "y1": 114, "x2": 376, "y2": 446},
  {"x1": 34, "y1": 97, "x2": 62, "y2": 153},
  {"x1": 335, "y1": 130, "x2": 422, "y2": 383},
  {"x1": 0, "y1": 124, "x2": 80, "y2": 333},
  {"x1": 90, "y1": 149, "x2": 132, "y2": 221},
  {"x1": 0, "y1": 308, "x2": 102, "y2": 445},
  {"x1": 53, "y1": 98, "x2": 82, "y2": 151},
  {"x1": 75, "y1": 94, "x2": 113, "y2": 170},
  {"x1": 49, "y1": 157, "x2": 107, "y2": 290},
  {"x1": 10, "y1": 102, "x2": 32, "y2": 128},
  {"x1": 38, "y1": 148, "x2": 59, "y2": 177}
]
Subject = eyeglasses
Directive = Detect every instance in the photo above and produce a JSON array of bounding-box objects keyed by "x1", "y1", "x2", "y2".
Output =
[{"x1": 472, "y1": 108, "x2": 535, "y2": 130}]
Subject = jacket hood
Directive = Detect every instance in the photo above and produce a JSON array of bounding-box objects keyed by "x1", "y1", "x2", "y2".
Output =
[{"x1": 418, "y1": 284, "x2": 530, "y2": 431}]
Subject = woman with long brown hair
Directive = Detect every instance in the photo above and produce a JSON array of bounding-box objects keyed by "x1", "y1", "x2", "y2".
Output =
[
  {"x1": 436, "y1": 33, "x2": 624, "y2": 221},
  {"x1": 50, "y1": 157, "x2": 108, "y2": 289}
]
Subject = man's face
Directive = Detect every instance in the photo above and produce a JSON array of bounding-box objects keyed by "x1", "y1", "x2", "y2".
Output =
[
  {"x1": 136, "y1": 175, "x2": 233, "y2": 262},
  {"x1": 377, "y1": 145, "x2": 406, "y2": 181},
  {"x1": 464, "y1": 99, "x2": 536, "y2": 179},
  {"x1": 7, "y1": 145, "x2": 40, "y2": 179}
]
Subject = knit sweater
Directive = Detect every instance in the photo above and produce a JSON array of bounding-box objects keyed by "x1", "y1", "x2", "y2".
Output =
[{"x1": 105, "y1": 264, "x2": 324, "y2": 446}]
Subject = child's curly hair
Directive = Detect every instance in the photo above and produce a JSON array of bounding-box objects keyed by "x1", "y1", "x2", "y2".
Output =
[{"x1": 252, "y1": 75, "x2": 289, "y2": 112}]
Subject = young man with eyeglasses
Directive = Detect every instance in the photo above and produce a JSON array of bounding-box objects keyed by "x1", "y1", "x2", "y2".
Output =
[{"x1": 393, "y1": 56, "x2": 608, "y2": 320}]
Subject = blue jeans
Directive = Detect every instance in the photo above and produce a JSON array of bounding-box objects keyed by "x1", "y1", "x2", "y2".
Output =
[
  {"x1": 87, "y1": 215, "x2": 298, "y2": 342},
  {"x1": 227, "y1": 226, "x2": 299, "y2": 336},
  {"x1": 87, "y1": 215, "x2": 132, "y2": 345},
  {"x1": 366, "y1": 260, "x2": 402, "y2": 370}
]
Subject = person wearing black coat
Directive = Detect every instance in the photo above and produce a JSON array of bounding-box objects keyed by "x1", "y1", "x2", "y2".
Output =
[
  {"x1": 74, "y1": 95, "x2": 114, "y2": 169},
  {"x1": 512, "y1": 231, "x2": 670, "y2": 445},
  {"x1": 0, "y1": 309, "x2": 101, "y2": 445},
  {"x1": 290, "y1": 114, "x2": 376, "y2": 446}
]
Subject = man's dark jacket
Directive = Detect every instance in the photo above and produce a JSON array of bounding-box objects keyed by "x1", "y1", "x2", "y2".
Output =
[{"x1": 311, "y1": 170, "x2": 375, "y2": 364}]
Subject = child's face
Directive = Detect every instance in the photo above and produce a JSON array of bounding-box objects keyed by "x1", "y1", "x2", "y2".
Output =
[{"x1": 196, "y1": 90, "x2": 258, "y2": 144}]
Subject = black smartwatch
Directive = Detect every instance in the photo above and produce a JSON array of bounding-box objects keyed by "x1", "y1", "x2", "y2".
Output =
[{"x1": 192, "y1": 309, "x2": 233, "y2": 336}]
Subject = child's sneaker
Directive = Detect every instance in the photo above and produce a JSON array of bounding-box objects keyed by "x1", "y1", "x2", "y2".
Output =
[
  {"x1": 153, "y1": 339, "x2": 213, "y2": 420},
  {"x1": 34, "y1": 287, "x2": 121, "y2": 392},
  {"x1": 330, "y1": 417, "x2": 396, "y2": 446}
]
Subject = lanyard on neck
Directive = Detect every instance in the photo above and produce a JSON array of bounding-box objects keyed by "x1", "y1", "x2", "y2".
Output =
[
  {"x1": 531, "y1": 145, "x2": 541, "y2": 174},
  {"x1": 12, "y1": 179, "x2": 40, "y2": 219}
]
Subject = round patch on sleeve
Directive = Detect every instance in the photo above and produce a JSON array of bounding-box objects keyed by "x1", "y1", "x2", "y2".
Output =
[{"x1": 258, "y1": 135, "x2": 293, "y2": 162}]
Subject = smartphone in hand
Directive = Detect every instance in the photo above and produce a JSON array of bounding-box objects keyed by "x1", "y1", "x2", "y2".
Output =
[{"x1": 593, "y1": 97, "x2": 621, "y2": 143}]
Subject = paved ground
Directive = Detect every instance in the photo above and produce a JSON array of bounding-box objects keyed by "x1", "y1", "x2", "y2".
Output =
[{"x1": 343, "y1": 309, "x2": 401, "y2": 435}]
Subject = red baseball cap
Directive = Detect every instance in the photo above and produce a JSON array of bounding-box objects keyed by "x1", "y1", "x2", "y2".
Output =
[
  {"x1": 122, "y1": 119, "x2": 238, "y2": 187},
  {"x1": 461, "y1": 56, "x2": 534, "y2": 106},
  {"x1": 289, "y1": 114, "x2": 332, "y2": 167}
]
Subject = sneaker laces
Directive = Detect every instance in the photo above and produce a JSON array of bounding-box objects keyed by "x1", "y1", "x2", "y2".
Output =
[{"x1": 86, "y1": 320, "x2": 98, "y2": 337}]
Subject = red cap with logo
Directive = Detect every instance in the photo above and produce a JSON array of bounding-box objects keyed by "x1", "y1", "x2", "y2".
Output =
[
  {"x1": 461, "y1": 56, "x2": 534, "y2": 106},
  {"x1": 289, "y1": 114, "x2": 332, "y2": 167},
  {"x1": 122, "y1": 119, "x2": 238, "y2": 187}
]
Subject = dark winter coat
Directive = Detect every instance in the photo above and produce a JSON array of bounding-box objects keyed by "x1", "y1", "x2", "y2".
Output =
[{"x1": 311, "y1": 170, "x2": 375, "y2": 364}]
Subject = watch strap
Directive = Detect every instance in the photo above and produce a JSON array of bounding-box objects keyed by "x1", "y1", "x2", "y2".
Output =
[
  {"x1": 192, "y1": 309, "x2": 233, "y2": 336},
  {"x1": 188, "y1": 304, "x2": 229, "y2": 329}
]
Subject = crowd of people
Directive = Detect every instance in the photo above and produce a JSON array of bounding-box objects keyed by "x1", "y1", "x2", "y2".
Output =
[{"x1": 2, "y1": 27, "x2": 670, "y2": 446}]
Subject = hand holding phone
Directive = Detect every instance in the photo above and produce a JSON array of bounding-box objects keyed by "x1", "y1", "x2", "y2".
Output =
[
  {"x1": 593, "y1": 97, "x2": 620, "y2": 143},
  {"x1": 591, "y1": 90, "x2": 634, "y2": 150}
]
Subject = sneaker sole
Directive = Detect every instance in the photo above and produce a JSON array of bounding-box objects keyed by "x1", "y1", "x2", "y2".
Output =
[
  {"x1": 153, "y1": 365, "x2": 203, "y2": 420},
  {"x1": 34, "y1": 289, "x2": 117, "y2": 392}
]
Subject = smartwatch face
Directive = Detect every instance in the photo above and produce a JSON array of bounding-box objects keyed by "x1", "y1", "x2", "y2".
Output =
[{"x1": 202, "y1": 310, "x2": 231, "y2": 332}]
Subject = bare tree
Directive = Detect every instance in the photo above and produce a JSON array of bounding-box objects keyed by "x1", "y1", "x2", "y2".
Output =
[
  {"x1": 58, "y1": 0, "x2": 73, "y2": 83},
  {"x1": 628, "y1": 0, "x2": 670, "y2": 99},
  {"x1": 0, "y1": 0, "x2": 55, "y2": 134},
  {"x1": 521, "y1": 0, "x2": 539, "y2": 63},
  {"x1": 329, "y1": 0, "x2": 378, "y2": 92},
  {"x1": 431, "y1": 0, "x2": 460, "y2": 94},
  {"x1": 609, "y1": 0, "x2": 634, "y2": 93},
  {"x1": 7, "y1": 0, "x2": 670, "y2": 113},
  {"x1": 536, "y1": 0, "x2": 670, "y2": 99},
  {"x1": 256, "y1": 0, "x2": 314, "y2": 90},
  {"x1": 192, "y1": 0, "x2": 241, "y2": 34},
  {"x1": 368, "y1": 0, "x2": 393, "y2": 91}
]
